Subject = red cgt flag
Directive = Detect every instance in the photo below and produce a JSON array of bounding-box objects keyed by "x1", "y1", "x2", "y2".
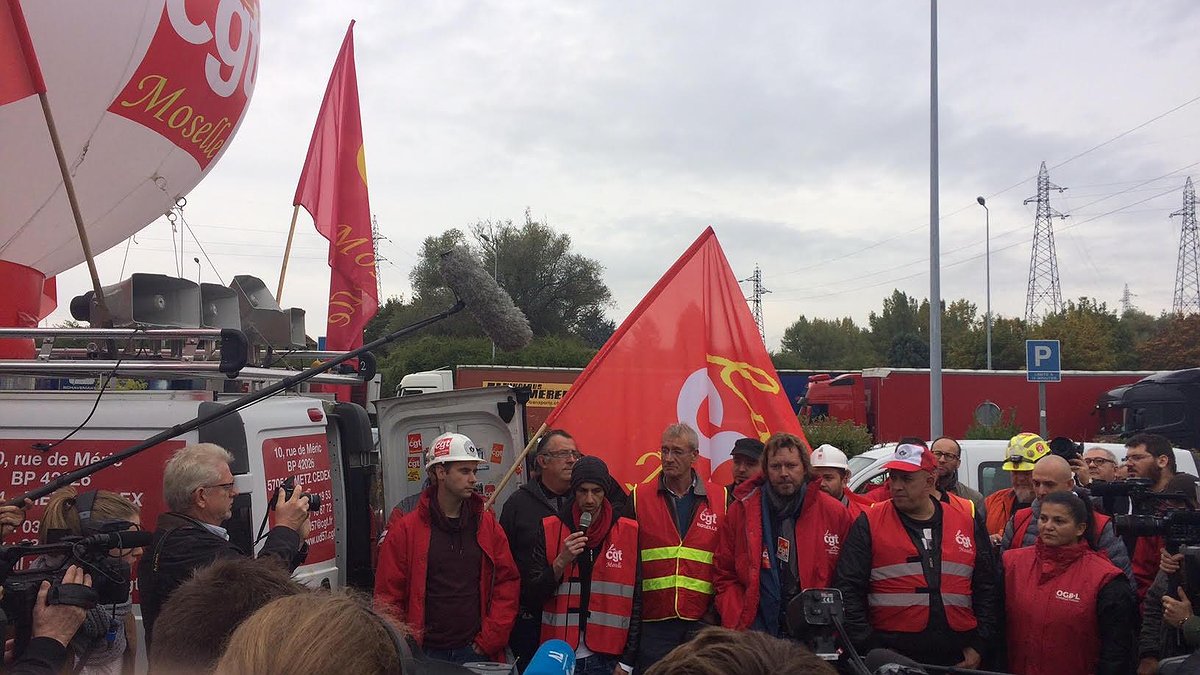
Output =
[
  {"x1": 546, "y1": 227, "x2": 806, "y2": 491},
  {"x1": 294, "y1": 21, "x2": 378, "y2": 351},
  {"x1": 0, "y1": 0, "x2": 45, "y2": 106}
]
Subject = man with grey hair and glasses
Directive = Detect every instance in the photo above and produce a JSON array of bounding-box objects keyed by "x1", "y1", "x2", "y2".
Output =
[{"x1": 138, "y1": 443, "x2": 312, "y2": 647}]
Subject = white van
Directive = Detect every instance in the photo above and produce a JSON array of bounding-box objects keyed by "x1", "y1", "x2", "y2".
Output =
[{"x1": 847, "y1": 440, "x2": 1200, "y2": 498}]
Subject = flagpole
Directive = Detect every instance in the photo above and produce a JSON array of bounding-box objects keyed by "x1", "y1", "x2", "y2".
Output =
[
  {"x1": 484, "y1": 422, "x2": 547, "y2": 510},
  {"x1": 276, "y1": 204, "x2": 302, "y2": 302},
  {"x1": 10, "y1": 0, "x2": 109, "y2": 325}
]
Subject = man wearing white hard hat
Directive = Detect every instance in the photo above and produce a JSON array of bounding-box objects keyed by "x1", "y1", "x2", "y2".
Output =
[
  {"x1": 810, "y1": 444, "x2": 872, "y2": 517},
  {"x1": 375, "y1": 432, "x2": 520, "y2": 666}
]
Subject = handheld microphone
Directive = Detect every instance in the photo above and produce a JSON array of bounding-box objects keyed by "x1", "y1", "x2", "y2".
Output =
[
  {"x1": 79, "y1": 529, "x2": 154, "y2": 550},
  {"x1": 438, "y1": 246, "x2": 533, "y2": 352},
  {"x1": 577, "y1": 511, "x2": 593, "y2": 533},
  {"x1": 864, "y1": 649, "x2": 927, "y2": 675},
  {"x1": 524, "y1": 639, "x2": 576, "y2": 675}
]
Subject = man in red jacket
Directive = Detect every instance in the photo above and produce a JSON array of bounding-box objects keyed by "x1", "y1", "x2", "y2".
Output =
[
  {"x1": 375, "y1": 432, "x2": 520, "y2": 665},
  {"x1": 714, "y1": 433, "x2": 854, "y2": 637}
]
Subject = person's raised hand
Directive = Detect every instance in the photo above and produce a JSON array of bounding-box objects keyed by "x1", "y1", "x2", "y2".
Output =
[{"x1": 273, "y1": 480, "x2": 312, "y2": 534}]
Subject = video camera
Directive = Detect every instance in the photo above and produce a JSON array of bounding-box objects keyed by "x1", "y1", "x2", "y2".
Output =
[
  {"x1": 1049, "y1": 436, "x2": 1084, "y2": 463},
  {"x1": 0, "y1": 522, "x2": 150, "y2": 657},
  {"x1": 1090, "y1": 478, "x2": 1200, "y2": 549}
]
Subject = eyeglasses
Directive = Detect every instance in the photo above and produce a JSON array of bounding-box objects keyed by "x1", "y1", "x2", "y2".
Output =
[
  {"x1": 1123, "y1": 454, "x2": 1152, "y2": 463},
  {"x1": 544, "y1": 450, "x2": 582, "y2": 460},
  {"x1": 660, "y1": 447, "x2": 695, "y2": 459},
  {"x1": 932, "y1": 451, "x2": 960, "y2": 461},
  {"x1": 1084, "y1": 457, "x2": 1116, "y2": 466},
  {"x1": 199, "y1": 481, "x2": 236, "y2": 492}
]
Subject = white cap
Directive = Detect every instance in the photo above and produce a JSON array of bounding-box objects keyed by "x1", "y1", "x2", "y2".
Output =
[
  {"x1": 811, "y1": 444, "x2": 849, "y2": 471},
  {"x1": 425, "y1": 432, "x2": 485, "y2": 470}
]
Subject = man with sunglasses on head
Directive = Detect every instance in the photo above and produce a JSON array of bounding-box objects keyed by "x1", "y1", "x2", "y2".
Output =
[
  {"x1": 139, "y1": 443, "x2": 311, "y2": 648},
  {"x1": 499, "y1": 429, "x2": 580, "y2": 670}
]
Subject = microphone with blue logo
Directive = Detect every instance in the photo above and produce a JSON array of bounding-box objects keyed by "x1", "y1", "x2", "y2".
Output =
[{"x1": 523, "y1": 639, "x2": 576, "y2": 675}]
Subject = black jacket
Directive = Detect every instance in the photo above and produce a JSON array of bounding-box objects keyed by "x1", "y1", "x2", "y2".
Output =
[
  {"x1": 834, "y1": 500, "x2": 1000, "y2": 666},
  {"x1": 526, "y1": 495, "x2": 641, "y2": 667},
  {"x1": 499, "y1": 481, "x2": 568, "y2": 611},
  {"x1": 137, "y1": 512, "x2": 306, "y2": 647},
  {"x1": 6, "y1": 637, "x2": 69, "y2": 675}
]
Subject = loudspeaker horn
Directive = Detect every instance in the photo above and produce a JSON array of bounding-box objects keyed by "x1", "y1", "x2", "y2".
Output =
[{"x1": 69, "y1": 274, "x2": 200, "y2": 328}]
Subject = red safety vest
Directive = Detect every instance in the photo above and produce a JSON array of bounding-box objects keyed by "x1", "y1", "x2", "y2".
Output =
[
  {"x1": 865, "y1": 499, "x2": 979, "y2": 633},
  {"x1": 540, "y1": 515, "x2": 639, "y2": 655},
  {"x1": 1011, "y1": 507, "x2": 1112, "y2": 550},
  {"x1": 1004, "y1": 543, "x2": 1121, "y2": 675},
  {"x1": 633, "y1": 481, "x2": 727, "y2": 621}
]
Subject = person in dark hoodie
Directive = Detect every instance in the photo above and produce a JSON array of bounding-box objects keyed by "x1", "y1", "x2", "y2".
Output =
[
  {"x1": 527, "y1": 455, "x2": 641, "y2": 675},
  {"x1": 499, "y1": 429, "x2": 580, "y2": 670},
  {"x1": 138, "y1": 443, "x2": 310, "y2": 649}
]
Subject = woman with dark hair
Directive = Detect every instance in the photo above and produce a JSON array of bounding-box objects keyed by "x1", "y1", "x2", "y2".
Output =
[{"x1": 1002, "y1": 490, "x2": 1137, "y2": 675}]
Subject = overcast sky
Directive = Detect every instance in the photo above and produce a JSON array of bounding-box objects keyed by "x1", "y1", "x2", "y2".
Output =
[{"x1": 46, "y1": 1, "x2": 1200, "y2": 350}]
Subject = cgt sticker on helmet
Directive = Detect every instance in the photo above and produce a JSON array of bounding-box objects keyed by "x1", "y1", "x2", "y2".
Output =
[{"x1": 431, "y1": 436, "x2": 455, "y2": 457}]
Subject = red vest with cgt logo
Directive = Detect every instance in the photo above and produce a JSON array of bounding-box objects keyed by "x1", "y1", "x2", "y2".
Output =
[
  {"x1": 865, "y1": 499, "x2": 979, "y2": 632},
  {"x1": 1003, "y1": 543, "x2": 1120, "y2": 675},
  {"x1": 633, "y1": 481, "x2": 727, "y2": 621},
  {"x1": 541, "y1": 514, "x2": 639, "y2": 655}
]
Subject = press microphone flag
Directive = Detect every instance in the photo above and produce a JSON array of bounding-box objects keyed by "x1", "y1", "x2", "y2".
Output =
[{"x1": 524, "y1": 639, "x2": 576, "y2": 675}]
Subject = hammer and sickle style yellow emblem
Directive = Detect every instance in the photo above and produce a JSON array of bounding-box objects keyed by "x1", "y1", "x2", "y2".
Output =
[{"x1": 705, "y1": 354, "x2": 780, "y2": 442}]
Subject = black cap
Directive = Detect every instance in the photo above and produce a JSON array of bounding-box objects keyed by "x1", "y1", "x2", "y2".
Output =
[{"x1": 730, "y1": 437, "x2": 764, "y2": 461}]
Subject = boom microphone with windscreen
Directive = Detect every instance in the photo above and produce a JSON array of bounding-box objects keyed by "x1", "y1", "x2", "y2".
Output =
[{"x1": 437, "y1": 246, "x2": 533, "y2": 352}]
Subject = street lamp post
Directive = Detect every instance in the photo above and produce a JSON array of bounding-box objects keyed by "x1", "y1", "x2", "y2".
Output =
[
  {"x1": 193, "y1": 256, "x2": 201, "y2": 285},
  {"x1": 976, "y1": 197, "x2": 992, "y2": 370}
]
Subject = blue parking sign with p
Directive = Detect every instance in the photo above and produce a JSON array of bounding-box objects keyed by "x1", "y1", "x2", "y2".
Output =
[{"x1": 1026, "y1": 340, "x2": 1061, "y2": 382}]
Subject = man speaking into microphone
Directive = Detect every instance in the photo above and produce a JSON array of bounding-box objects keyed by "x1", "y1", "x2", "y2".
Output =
[{"x1": 527, "y1": 456, "x2": 641, "y2": 675}]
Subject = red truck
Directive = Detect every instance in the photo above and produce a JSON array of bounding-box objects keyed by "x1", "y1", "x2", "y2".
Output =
[{"x1": 799, "y1": 368, "x2": 1152, "y2": 443}]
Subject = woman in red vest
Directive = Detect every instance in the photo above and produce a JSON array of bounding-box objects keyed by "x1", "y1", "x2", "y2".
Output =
[
  {"x1": 527, "y1": 456, "x2": 641, "y2": 675},
  {"x1": 1002, "y1": 490, "x2": 1136, "y2": 675}
]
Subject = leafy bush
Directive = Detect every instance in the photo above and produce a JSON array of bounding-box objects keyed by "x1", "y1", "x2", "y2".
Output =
[
  {"x1": 964, "y1": 407, "x2": 1021, "y2": 440},
  {"x1": 799, "y1": 414, "x2": 874, "y2": 457}
]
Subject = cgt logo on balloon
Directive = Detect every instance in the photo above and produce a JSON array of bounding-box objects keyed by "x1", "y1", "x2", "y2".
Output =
[{"x1": 110, "y1": 0, "x2": 260, "y2": 168}]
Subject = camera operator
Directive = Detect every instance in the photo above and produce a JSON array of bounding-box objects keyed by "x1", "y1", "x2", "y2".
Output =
[
  {"x1": 1119, "y1": 434, "x2": 1199, "y2": 604},
  {"x1": 1138, "y1": 546, "x2": 1200, "y2": 675},
  {"x1": 7, "y1": 565, "x2": 93, "y2": 675},
  {"x1": 137, "y1": 443, "x2": 312, "y2": 649}
]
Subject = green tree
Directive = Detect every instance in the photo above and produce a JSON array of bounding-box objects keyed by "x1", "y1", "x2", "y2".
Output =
[
  {"x1": 410, "y1": 212, "x2": 613, "y2": 338},
  {"x1": 887, "y1": 332, "x2": 928, "y2": 367},
  {"x1": 1113, "y1": 308, "x2": 1161, "y2": 370},
  {"x1": 779, "y1": 316, "x2": 877, "y2": 368},
  {"x1": 1033, "y1": 298, "x2": 1119, "y2": 370},
  {"x1": 869, "y1": 290, "x2": 922, "y2": 359},
  {"x1": 1136, "y1": 314, "x2": 1200, "y2": 369}
]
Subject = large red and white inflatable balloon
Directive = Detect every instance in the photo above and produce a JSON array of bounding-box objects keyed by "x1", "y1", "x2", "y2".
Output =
[{"x1": 0, "y1": 0, "x2": 260, "y2": 352}]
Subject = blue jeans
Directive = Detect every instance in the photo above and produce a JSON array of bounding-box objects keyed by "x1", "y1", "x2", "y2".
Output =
[
  {"x1": 425, "y1": 646, "x2": 481, "y2": 665},
  {"x1": 577, "y1": 654, "x2": 619, "y2": 675}
]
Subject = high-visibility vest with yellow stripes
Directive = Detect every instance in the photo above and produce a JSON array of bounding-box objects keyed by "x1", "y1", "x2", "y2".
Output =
[
  {"x1": 540, "y1": 515, "x2": 639, "y2": 654},
  {"x1": 865, "y1": 499, "x2": 978, "y2": 632},
  {"x1": 632, "y1": 481, "x2": 727, "y2": 621}
]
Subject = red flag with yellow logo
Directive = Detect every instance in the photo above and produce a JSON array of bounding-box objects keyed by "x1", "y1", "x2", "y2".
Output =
[
  {"x1": 545, "y1": 227, "x2": 806, "y2": 491},
  {"x1": 294, "y1": 21, "x2": 377, "y2": 351}
]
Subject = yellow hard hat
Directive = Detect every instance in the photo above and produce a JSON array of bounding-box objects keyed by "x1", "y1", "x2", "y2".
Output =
[{"x1": 1002, "y1": 433, "x2": 1050, "y2": 471}]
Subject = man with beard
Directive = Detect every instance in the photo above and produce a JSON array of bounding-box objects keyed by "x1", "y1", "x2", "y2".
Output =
[
  {"x1": 714, "y1": 434, "x2": 854, "y2": 636},
  {"x1": 835, "y1": 443, "x2": 999, "y2": 669},
  {"x1": 984, "y1": 433, "x2": 1049, "y2": 544},
  {"x1": 810, "y1": 444, "x2": 872, "y2": 517}
]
